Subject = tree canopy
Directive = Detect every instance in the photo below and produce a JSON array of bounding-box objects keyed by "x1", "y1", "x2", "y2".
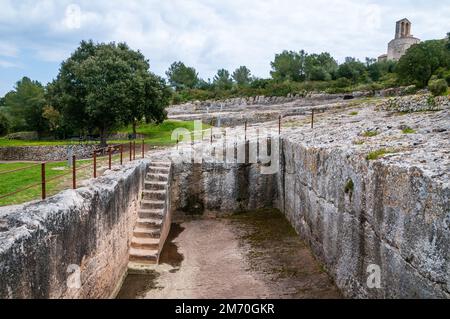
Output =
[
  {"x1": 165, "y1": 61, "x2": 199, "y2": 91},
  {"x1": 0, "y1": 111, "x2": 9, "y2": 136},
  {"x1": 270, "y1": 50, "x2": 306, "y2": 82},
  {"x1": 2, "y1": 77, "x2": 47, "y2": 134},
  {"x1": 337, "y1": 57, "x2": 367, "y2": 83},
  {"x1": 304, "y1": 52, "x2": 338, "y2": 81},
  {"x1": 213, "y1": 69, "x2": 233, "y2": 90},
  {"x1": 232, "y1": 66, "x2": 252, "y2": 86},
  {"x1": 48, "y1": 40, "x2": 170, "y2": 144},
  {"x1": 396, "y1": 39, "x2": 450, "y2": 88}
]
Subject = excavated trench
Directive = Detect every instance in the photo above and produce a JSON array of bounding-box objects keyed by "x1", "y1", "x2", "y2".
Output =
[
  {"x1": 117, "y1": 209, "x2": 340, "y2": 299},
  {"x1": 2, "y1": 96, "x2": 448, "y2": 299}
]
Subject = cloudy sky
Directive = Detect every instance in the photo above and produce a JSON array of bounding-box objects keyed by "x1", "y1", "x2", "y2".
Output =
[{"x1": 0, "y1": 0, "x2": 449, "y2": 96}]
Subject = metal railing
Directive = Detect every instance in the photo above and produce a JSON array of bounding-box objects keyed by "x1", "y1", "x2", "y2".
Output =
[
  {"x1": 0, "y1": 109, "x2": 318, "y2": 206},
  {"x1": 0, "y1": 140, "x2": 147, "y2": 206}
]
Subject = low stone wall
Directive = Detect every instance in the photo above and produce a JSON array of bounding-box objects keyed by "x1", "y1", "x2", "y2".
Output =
[
  {"x1": 376, "y1": 94, "x2": 450, "y2": 113},
  {"x1": 0, "y1": 160, "x2": 149, "y2": 298},
  {"x1": 168, "y1": 93, "x2": 346, "y2": 116},
  {"x1": 277, "y1": 139, "x2": 450, "y2": 298},
  {"x1": 168, "y1": 87, "x2": 416, "y2": 116},
  {"x1": 0, "y1": 145, "x2": 98, "y2": 161}
]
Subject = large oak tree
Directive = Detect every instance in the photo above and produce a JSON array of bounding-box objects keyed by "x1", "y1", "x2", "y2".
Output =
[{"x1": 48, "y1": 40, "x2": 170, "y2": 145}]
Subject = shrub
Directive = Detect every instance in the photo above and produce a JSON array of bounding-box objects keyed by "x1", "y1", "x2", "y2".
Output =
[
  {"x1": 445, "y1": 70, "x2": 450, "y2": 86},
  {"x1": 428, "y1": 79, "x2": 448, "y2": 96}
]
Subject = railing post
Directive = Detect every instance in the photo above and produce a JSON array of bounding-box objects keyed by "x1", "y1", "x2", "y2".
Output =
[
  {"x1": 72, "y1": 155, "x2": 76, "y2": 189},
  {"x1": 108, "y1": 147, "x2": 112, "y2": 169},
  {"x1": 41, "y1": 162, "x2": 46, "y2": 200},
  {"x1": 311, "y1": 109, "x2": 314, "y2": 129},
  {"x1": 93, "y1": 151, "x2": 97, "y2": 178},
  {"x1": 244, "y1": 120, "x2": 247, "y2": 142},
  {"x1": 210, "y1": 119, "x2": 213, "y2": 145},
  {"x1": 278, "y1": 115, "x2": 281, "y2": 135},
  {"x1": 129, "y1": 142, "x2": 132, "y2": 161},
  {"x1": 120, "y1": 145, "x2": 123, "y2": 165},
  {"x1": 142, "y1": 139, "x2": 145, "y2": 158}
]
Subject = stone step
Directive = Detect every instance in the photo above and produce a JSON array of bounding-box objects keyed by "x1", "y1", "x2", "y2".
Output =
[
  {"x1": 129, "y1": 248, "x2": 158, "y2": 264},
  {"x1": 147, "y1": 173, "x2": 169, "y2": 182},
  {"x1": 133, "y1": 227, "x2": 161, "y2": 238},
  {"x1": 136, "y1": 218, "x2": 162, "y2": 228},
  {"x1": 144, "y1": 181, "x2": 167, "y2": 190},
  {"x1": 141, "y1": 200, "x2": 165, "y2": 210},
  {"x1": 142, "y1": 190, "x2": 166, "y2": 201},
  {"x1": 138, "y1": 209, "x2": 164, "y2": 219},
  {"x1": 148, "y1": 166, "x2": 170, "y2": 174},
  {"x1": 151, "y1": 162, "x2": 171, "y2": 167},
  {"x1": 131, "y1": 237, "x2": 160, "y2": 249}
]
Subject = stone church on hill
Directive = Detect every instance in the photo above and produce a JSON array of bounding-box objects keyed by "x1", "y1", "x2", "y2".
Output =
[{"x1": 378, "y1": 18, "x2": 421, "y2": 62}]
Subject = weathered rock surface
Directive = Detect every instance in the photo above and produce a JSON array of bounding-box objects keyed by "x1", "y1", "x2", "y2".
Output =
[
  {"x1": 0, "y1": 160, "x2": 149, "y2": 298},
  {"x1": 377, "y1": 94, "x2": 450, "y2": 113},
  {"x1": 170, "y1": 162, "x2": 277, "y2": 215},
  {"x1": 0, "y1": 92, "x2": 448, "y2": 299},
  {"x1": 164, "y1": 95, "x2": 450, "y2": 298},
  {"x1": 0, "y1": 144, "x2": 98, "y2": 161}
]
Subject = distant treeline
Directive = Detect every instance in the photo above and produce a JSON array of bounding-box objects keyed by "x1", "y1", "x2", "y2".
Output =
[
  {"x1": 1, "y1": 35, "x2": 449, "y2": 139},
  {"x1": 167, "y1": 36, "x2": 450, "y2": 103}
]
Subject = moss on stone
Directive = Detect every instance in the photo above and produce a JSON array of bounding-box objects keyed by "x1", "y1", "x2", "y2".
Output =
[
  {"x1": 366, "y1": 148, "x2": 395, "y2": 160},
  {"x1": 401, "y1": 127, "x2": 416, "y2": 134},
  {"x1": 344, "y1": 179, "x2": 354, "y2": 194},
  {"x1": 362, "y1": 130, "x2": 379, "y2": 137}
]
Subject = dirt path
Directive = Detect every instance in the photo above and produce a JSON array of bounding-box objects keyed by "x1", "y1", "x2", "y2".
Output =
[
  {"x1": 144, "y1": 219, "x2": 271, "y2": 298},
  {"x1": 118, "y1": 209, "x2": 341, "y2": 299}
]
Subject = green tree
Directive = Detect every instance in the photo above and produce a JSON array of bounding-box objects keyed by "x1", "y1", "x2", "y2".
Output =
[
  {"x1": 48, "y1": 40, "x2": 170, "y2": 145},
  {"x1": 196, "y1": 78, "x2": 214, "y2": 90},
  {"x1": 305, "y1": 52, "x2": 338, "y2": 81},
  {"x1": 42, "y1": 105, "x2": 62, "y2": 138},
  {"x1": 396, "y1": 40, "x2": 450, "y2": 88},
  {"x1": 337, "y1": 57, "x2": 367, "y2": 83},
  {"x1": 3, "y1": 77, "x2": 47, "y2": 135},
  {"x1": 446, "y1": 32, "x2": 450, "y2": 51},
  {"x1": 270, "y1": 50, "x2": 307, "y2": 82},
  {"x1": 0, "y1": 111, "x2": 9, "y2": 136},
  {"x1": 165, "y1": 61, "x2": 199, "y2": 91},
  {"x1": 232, "y1": 66, "x2": 252, "y2": 86},
  {"x1": 213, "y1": 69, "x2": 233, "y2": 90}
]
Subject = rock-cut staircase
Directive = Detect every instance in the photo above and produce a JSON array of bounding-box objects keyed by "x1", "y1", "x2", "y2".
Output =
[{"x1": 128, "y1": 162, "x2": 172, "y2": 266}]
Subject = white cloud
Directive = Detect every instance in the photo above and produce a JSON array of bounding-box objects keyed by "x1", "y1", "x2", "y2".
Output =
[
  {"x1": 35, "y1": 47, "x2": 72, "y2": 62},
  {"x1": 0, "y1": 42, "x2": 18, "y2": 57},
  {"x1": 0, "y1": 60, "x2": 20, "y2": 68},
  {"x1": 0, "y1": 0, "x2": 449, "y2": 81}
]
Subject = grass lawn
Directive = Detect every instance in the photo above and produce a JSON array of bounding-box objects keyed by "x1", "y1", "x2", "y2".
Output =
[
  {"x1": 0, "y1": 155, "x2": 121, "y2": 207},
  {"x1": 0, "y1": 139, "x2": 73, "y2": 147},
  {"x1": 0, "y1": 120, "x2": 210, "y2": 147},
  {"x1": 0, "y1": 120, "x2": 211, "y2": 206},
  {"x1": 117, "y1": 120, "x2": 211, "y2": 145}
]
